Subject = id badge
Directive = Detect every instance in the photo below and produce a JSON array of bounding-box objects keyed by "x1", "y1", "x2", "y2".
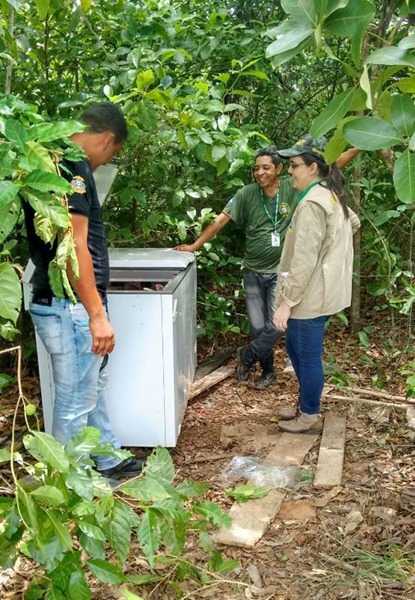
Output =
[{"x1": 271, "y1": 232, "x2": 280, "y2": 247}]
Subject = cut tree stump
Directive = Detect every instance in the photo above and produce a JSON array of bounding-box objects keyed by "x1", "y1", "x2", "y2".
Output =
[
  {"x1": 214, "y1": 432, "x2": 318, "y2": 548},
  {"x1": 189, "y1": 365, "x2": 234, "y2": 400},
  {"x1": 314, "y1": 413, "x2": 346, "y2": 489}
]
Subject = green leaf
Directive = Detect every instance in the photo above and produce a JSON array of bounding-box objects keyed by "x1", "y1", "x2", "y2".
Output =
[
  {"x1": 365, "y1": 46, "x2": 415, "y2": 68},
  {"x1": 358, "y1": 330, "x2": 370, "y2": 348},
  {"x1": 30, "y1": 485, "x2": 65, "y2": 507},
  {"x1": 310, "y1": 87, "x2": 355, "y2": 137},
  {"x1": 137, "y1": 509, "x2": 160, "y2": 564},
  {"x1": 78, "y1": 521, "x2": 106, "y2": 541},
  {"x1": 45, "y1": 510, "x2": 73, "y2": 551},
  {"x1": 78, "y1": 531, "x2": 106, "y2": 560},
  {"x1": 325, "y1": 0, "x2": 374, "y2": 65},
  {"x1": 343, "y1": 117, "x2": 402, "y2": 150},
  {"x1": 4, "y1": 119, "x2": 27, "y2": 151},
  {"x1": 119, "y1": 590, "x2": 145, "y2": 600},
  {"x1": 118, "y1": 476, "x2": 174, "y2": 502},
  {"x1": 390, "y1": 94, "x2": 415, "y2": 137},
  {"x1": 0, "y1": 262, "x2": 21, "y2": 324},
  {"x1": 226, "y1": 482, "x2": 270, "y2": 502},
  {"x1": 23, "y1": 190, "x2": 70, "y2": 228},
  {"x1": 29, "y1": 121, "x2": 85, "y2": 143},
  {"x1": 0, "y1": 181, "x2": 21, "y2": 243},
  {"x1": 217, "y1": 114, "x2": 230, "y2": 132},
  {"x1": 106, "y1": 500, "x2": 139, "y2": 563},
  {"x1": 281, "y1": 0, "x2": 349, "y2": 24},
  {"x1": 265, "y1": 22, "x2": 312, "y2": 59},
  {"x1": 65, "y1": 426, "x2": 101, "y2": 461},
  {"x1": 145, "y1": 446, "x2": 175, "y2": 481},
  {"x1": 23, "y1": 170, "x2": 71, "y2": 195},
  {"x1": 23, "y1": 431, "x2": 70, "y2": 473},
  {"x1": 393, "y1": 150, "x2": 415, "y2": 204},
  {"x1": 87, "y1": 559, "x2": 126, "y2": 584},
  {"x1": 193, "y1": 501, "x2": 231, "y2": 528},
  {"x1": 135, "y1": 100, "x2": 158, "y2": 131},
  {"x1": 68, "y1": 569, "x2": 91, "y2": 600},
  {"x1": 80, "y1": 0, "x2": 91, "y2": 11},
  {"x1": 24, "y1": 141, "x2": 56, "y2": 173},
  {"x1": 34, "y1": 0, "x2": 50, "y2": 20}
]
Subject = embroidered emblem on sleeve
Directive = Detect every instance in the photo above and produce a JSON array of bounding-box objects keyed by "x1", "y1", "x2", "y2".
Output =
[
  {"x1": 279, "y1": 202, "x2": 290, "y2": 216},
  {"x1": 71, "y1": 176, "x2": 86, "y2": 194}
]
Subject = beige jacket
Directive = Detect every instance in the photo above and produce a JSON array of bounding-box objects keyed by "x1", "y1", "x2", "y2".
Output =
[{"x1": 275, "y1": 184, "x2": 360, "y2": 319}]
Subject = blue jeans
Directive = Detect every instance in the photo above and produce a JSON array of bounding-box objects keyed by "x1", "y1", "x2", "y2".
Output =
[
  {"x1": 29, "y1": 298, "x2": 121, "y2": 470},
  {"x1": 243, "y1": 270, "x2": 281, "y2": 369},
  {"x1": 285, "y1": 316, "x2": 327, "y2": 415}
]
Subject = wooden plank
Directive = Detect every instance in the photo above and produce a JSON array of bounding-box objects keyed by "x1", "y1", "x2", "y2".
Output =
[
  {"x1": 314, "y1": 414, "x2": 346, "y2": 489},
  {"x1": 214, "y1": 432, "x2": 318, "y2": 547},
  {"x1": 194, "y1": 348, "x2": 235, "y2": 381},
  {"x1": 189, "y1": 365, "x2": 234, "y2": 400}
]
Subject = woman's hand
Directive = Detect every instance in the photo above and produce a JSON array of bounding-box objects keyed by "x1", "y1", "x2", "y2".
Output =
[{"x1": 273, "y1": 302, "x2": 291, "y2": 332}]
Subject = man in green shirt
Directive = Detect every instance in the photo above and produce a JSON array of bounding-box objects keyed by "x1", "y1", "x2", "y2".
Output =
[{"x1": 176, "y1": 145, "x2": 357, "y2": 389}]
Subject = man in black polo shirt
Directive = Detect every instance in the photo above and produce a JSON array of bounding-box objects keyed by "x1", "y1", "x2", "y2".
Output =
[{"x1": 25, "y1": 102, "x2": 143, "y2": 480}]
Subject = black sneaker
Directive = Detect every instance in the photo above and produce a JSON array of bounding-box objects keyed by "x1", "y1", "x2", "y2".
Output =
[
  {"x1": 237, "y1": 346, "x2": 255, "y2": 381},
  {"x1": 97, "y1": 457, "x2": 145, "y2": 479},
  {"x1": 254, "y1": 370, "x2": 276, "y2": 390}
]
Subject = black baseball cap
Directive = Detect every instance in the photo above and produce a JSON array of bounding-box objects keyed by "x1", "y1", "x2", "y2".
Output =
[{"x1": 277, "y1": 133, "x2": 327, "y2": 159}]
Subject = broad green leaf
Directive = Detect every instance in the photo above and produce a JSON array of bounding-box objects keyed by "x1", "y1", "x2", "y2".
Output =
[
  {"x1": 398, "y1": 76, "x2": 415, "y2": 94},
  {"x1": 137, "y1": 509, "x2": 160, "y2": 564},
  {"x1": 87, "y1": 559, "x2": 126, "y2": 584},
  {"x1": 118, "y1": 476, "x2": 174, "y2": 501},
  {"x1": 281, "y1": 0, "x2": 349, "y2": 24},
  {"x1": 136, "y1": 69, "x2": 155, "y2": 90},
  {"x1": 68, "y1": 569, "x2": 91, "y2": 600},
  {"x1": 23, "y1": 431, "x2": 70, "y2": 473},
  {"x1": 0, "y1": 262, "x2": 21, "y2": 324},
  {"x1": 393, "y1": 150, "x2": 415, "y2": 204},
  {"x1": 212, "y1": 144, "x2": 227, "y2": 162},
  {"x1": 266, "y1": 21, "x2": 312, "y2": 58},
  {"x1": 399, "y1": 34, "x2": 415, "y2": 50},
  {"x1": 44, "y1": 509, "x2": 73, "y2": 551},
  {"x1": 145, "y1": 446, "x2": 175, "y2": 481},
  {"x1": 119, "y1": 590, "x2": 145, "y2": 600},
  {"x1": 325, "y1": 0, "x2": 374, "y2": 65},
  {"x1": 79, "y1": 531, "x2": 106, "y2": 560},
  {"x1": 24, "y1": 141, "x2": 56, "y2": 173},
  {"x1": 80, "y1": 0, "x2": 91, "y2": 11},
  {"x1": 135, "y1": 100, "x2": 158, "y2": 131},
  {"x1": 65, "y1": 426, "x2": 101, "y2": 460},
  {"x1": 23, "y1": 170, "x2": 71, "y2": 194},
  {"x1": 217, "y1": 114, "x2": 230, "y2": 132},
  {"x1": 390, "y1": 94, "x2": 415, "y2": 137},
  {"x1": 48, "y1": 260, "x2": 65, "y2": 299},
  {"x1": 0, "y1": 181, "x2": 20, "y2": 205},
  {"x1": 365, "y1": 46, "x2": 415, "y2": 68},
  {"x1": 23, "y1": 190, "x2": 70, "y2": 228},
  {"x1": 193, "y1": 501, "x2": 231, "y2": 528},
  {"x1": 310, "y1": 87, "x2": 355, "y2": 137},
  {"x1": 343, "y1": 117, "x2": 402, "y2": 150},
  {"x1": 28, "y1": 121, "x2": 85, "y2": 143},
  {"x1": 30, "y1": 485, "x2": 65, "y2": 506},
  {"x1": 0, "y1": 535, "x2": 18, "y2": 569},
  {"x1": 0, "y1": 187, "x2": 20, "y2": 244},
  {"x1": 226, "y1": 482, "x2": 270, "y2": 502},
  {"x1": 33, "y1": 212, "x2": 59, "y2": 245},
  {"x1": 410, "y1": 131, "x2": 415, "y2": 151},
  {"x1": 4, "y1": 119, "x2": 27, "y2": 151},
  {"x1": 78, "y1": 522, "x2": 106, "y2": 541},
  {"x1": 65, "y1": 468, "x2": 95, "y2": 501},
  {"x1": 243, "y1": 70, "x2": 269, "y2": 81},
  {"x1": 34, "y1": 0, "x2": 50, "y2": 20},
  {"x1": 106, "y1": 501, "x2": 139, "y2": 564}
]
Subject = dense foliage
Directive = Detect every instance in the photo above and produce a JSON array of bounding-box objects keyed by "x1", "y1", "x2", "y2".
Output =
[{"x1": 0, "y1": 0, "x2": 413, "y2": 342}]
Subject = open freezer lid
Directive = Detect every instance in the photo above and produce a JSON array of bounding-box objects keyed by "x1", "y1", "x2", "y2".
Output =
[{"x1": 109, "y1": 248, "x2": 195, "y2": 270}]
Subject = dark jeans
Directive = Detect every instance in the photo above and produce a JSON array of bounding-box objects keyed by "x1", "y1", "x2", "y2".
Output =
[
  {"x1": 243, "y1": 270, "x2": 281, "y2": 369},
  {"x1": 285, "y1": 316, "x2": 327, "y2": 414}
]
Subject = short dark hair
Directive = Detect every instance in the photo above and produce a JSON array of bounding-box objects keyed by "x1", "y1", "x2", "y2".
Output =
[
  {"x1": 255, "y1": 145, "x2": 283, "y2": 168},
  {"x1": 81, "y1": 102, "x2": 128, "y2": 144}
]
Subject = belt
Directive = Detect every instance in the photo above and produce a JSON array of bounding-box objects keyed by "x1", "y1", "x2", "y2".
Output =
[{"x1": 32, "y1": 295, "x2": 53, "y2": 306}]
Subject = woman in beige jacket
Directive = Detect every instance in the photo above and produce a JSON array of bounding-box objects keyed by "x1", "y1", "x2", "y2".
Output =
[{"x1": 273, "y1": 134, "x2": 360, "y2": 434}]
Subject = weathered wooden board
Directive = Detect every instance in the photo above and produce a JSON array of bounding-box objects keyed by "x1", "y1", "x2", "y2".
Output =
[
  {"x1": 214, "y1": 432, "x2": 318, "y2": 547},
  {"x1": 314, "y1": 414, "x2": 346, "y2": 489},
  {"x1": 189, "y1": 365, "x2": 234, "y2": 400}
]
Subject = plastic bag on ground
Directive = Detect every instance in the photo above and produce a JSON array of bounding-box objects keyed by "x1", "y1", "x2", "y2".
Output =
[{"x1": 220, "y1": 456, "x2": 299, "y2": 489}]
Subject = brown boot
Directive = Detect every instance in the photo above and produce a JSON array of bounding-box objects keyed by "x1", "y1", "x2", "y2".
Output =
[
  {"x1": 278, "y1": 411, "x2": 323, "y2": 434},
  {"x1": 277, "y1": 404, "x2": 299, "y2": 420}
]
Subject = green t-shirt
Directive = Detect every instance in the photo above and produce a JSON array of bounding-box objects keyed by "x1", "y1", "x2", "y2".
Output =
[{"x1": 223, "y1": 177, "x2": 298, "y2": 273}]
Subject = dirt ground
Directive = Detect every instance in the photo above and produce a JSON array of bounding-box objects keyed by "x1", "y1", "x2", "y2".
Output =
[{"x1": 1, "y1": 324, "x2": 415, "y2": 599}]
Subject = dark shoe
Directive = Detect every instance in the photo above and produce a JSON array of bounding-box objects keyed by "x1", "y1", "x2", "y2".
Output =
[
  {"x1": 98, "y1": 457, "x2": 145, "y2": 479},
  {"x1": 254, "y1": 370, "x2": 276, "y2": 389},
  {"x1": 237, "y1": 346, "x2": 255, "y2": 381}
]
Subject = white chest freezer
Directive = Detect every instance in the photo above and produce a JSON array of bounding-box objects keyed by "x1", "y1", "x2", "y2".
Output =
[
  {"x1": 22, "y1": 248, "x2": 197, "y2": 448},
  {"x1": 106, "y1": 248, "x2": 197, "y2": 447}
]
